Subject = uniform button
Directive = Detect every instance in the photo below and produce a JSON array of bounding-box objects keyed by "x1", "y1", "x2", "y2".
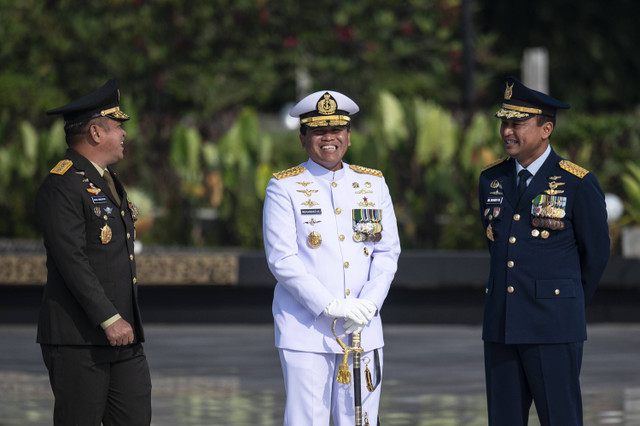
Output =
[
  {"x1": 339, "y1": 234, "x2": 345, "y2": 241},
  {"x1": 507, "y1": 260, "x2": 514, "y2": 268},
  {"x1": 507, "y1": 286, "x2": 514, "y2": 293},
  {"x1": 555, "y1": 289, "x2": 560, "y2": 295},
  {"x1": 127, "y1": 232, "x2": 131, "y2": 239},
  {"x1": 132, "y1": 277, "x2": 137, "y2": 284},
  {"x1": 103, "y1": 215, "x2": 108, "y2": 221},
  {"x1": 331, "y1": 182, "x2": 338, "y2": 188},
  {"x1": 513, "y1": 214, "x2": 521, "y2": 221},
  {"x1": 344, "y1": 262, "x2": 350, "y2": 268},
  {"x1": 129, "y1": 254, "x2": 134, "y2": 261},
  {"x1": 509, "y1": 236, "x2": 516, "y2": 244},
  {"x1": 121, "y1": 211, "x2": 125, "y2": 217},
  {"x1": 345, "y1": 289, "x2": 351, "y2": 296},
  {"x1": 335, "y1": 208, "x2": 342, "y2": 214}
]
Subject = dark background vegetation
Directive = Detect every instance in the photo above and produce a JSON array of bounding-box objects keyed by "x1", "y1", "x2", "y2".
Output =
[{"x1": 1, "y1": 0, "x2": 639, "y2": 251}]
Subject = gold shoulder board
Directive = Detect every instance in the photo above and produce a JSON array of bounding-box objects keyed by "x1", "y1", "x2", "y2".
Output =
[
  {"x1": 481, "y1": 157, "x2": 508, "y2": 172},
  {"x1": 559, "y1": 160, "x2": 589, "y2": 178},
  {"x1": 349, "y1": 165, "x2": 383, "y2": 177},
  {"x1": 50, "y1": 159, "x2": 73, "y2": 175},
  {"x1": 273, "y1": 166, "x2": 306, "y2": 180}
]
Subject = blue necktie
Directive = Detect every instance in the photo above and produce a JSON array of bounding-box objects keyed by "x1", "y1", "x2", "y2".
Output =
[{"x1": 517, "y1": 169, "x2": 532, "y2": 201}]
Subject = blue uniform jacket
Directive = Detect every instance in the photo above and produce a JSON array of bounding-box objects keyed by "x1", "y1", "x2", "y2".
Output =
[{"x1": 478, "y1": 149, "x2": 609, "y2": 344}]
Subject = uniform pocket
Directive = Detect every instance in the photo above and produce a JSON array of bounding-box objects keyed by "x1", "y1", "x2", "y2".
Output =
[{"x1": 535, "y1": 279, "x2": 576, "y2": 299}]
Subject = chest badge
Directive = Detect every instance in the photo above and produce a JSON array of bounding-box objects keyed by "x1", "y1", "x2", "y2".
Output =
[
  {"x1": 100, "y1": 225, "x2": 112, "y2": 244},
  {"x1": 297, "y1": 189, "x2": 318, "y2": 197},
  {"x1": 307, "y1": 231, "x2": 322, "y2": 248}
]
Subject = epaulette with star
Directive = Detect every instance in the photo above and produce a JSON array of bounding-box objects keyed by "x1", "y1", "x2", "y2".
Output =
[
  {"x1": 481, "y1": 157, "x2": 508, "y2": 172},
  {"x1": 350, "y1": 165, "x2": 383, "y2": 177},
  {"x1": 50, "y1": 159, "x2": 73, "y2": 175},
  {"x1": 273, "y1": 166, "x2": 305, "y2": 180},
  {"x1": 559, "y1": 160, "x2": 589, "y2": 178}
]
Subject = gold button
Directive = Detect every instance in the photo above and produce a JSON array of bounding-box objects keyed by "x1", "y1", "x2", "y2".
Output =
[
  {"x1": 103, "y1": 215, "x2": 108, "y2": 221},
  {"x1": 344, "y1": 262, "x2": 350, "y2": 268},
  {"x1": 121, "y1": 211, "x2": 125, "y2": 216},
  {"x1": 339, "y1": 234, "x2": 345, "y2": 241},
  {"x1": 331, "y1": 182, "x2": 337, "y2": 188},
  {"x1": 555, "y1": 289, "x2": 560, "y2": 295},
  {"x1": 509, "y1": 236, "x2": 516, "y2": 244},
  {"x1": 129, "y1": 254, "x2": 134, "y2": 261},
  {"x1": 541, "y1": 230, "x2": 550, "y2": 239},
  {"x1": 345, "y1": 289, "x2": 351, "y2": 296},
  {"x1": 132, "y1": 278, "x2": 137, "y2": 284},
  {"x1": 507, "y1": 286, "x2": 514, "y2": 293},
  {"x1": 532, "y1": 229, "x2": 540, "y2": 237},
  {"x1": 513, "y1": 214, "x2": 521, "y2": 221},
  {"x1": 507, "y1": 260, "x2": 514, "y2": 268},
  {"x1": 485, "y1": 288, "x2": 489, "y2": 294},
  {"x1": 127, "y1": 232, "x2": 131, "y2": 239},
  {"x1": 335, "y1": 208, "x2": 342, "y2": 214}
]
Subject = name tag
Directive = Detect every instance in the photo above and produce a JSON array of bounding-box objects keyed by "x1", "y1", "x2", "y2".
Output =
[
  {"x1": 301, "y1": 209, "x2": 322, "y2": 215},
  {"x1": 486, "y1": 196, "x2": 503, "y2": 205},
  {"x1": 92, "y1": 196, "x2": 108, "y2": 204}
]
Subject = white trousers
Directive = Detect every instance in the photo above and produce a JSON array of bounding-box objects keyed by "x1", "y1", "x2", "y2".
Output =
[{"x1": 278, "y1": 348, "x2": 383, "y2": 426}]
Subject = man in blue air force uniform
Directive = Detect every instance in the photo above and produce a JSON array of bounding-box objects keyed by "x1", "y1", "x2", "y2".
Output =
[
  {"x1": 263, "y1": 90, "x2": 401, "y2": 425},
  {"x1": 478, "y1": 77, "x2": 610, "y2": 426},
  {"x1": 37, "y1": 79, "x2": 151, "y2": 425}
]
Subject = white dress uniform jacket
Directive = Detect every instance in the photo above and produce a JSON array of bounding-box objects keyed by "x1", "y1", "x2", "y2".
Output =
[{"x1": 264, "y1": 159, "x2": 401, "y2": 353}]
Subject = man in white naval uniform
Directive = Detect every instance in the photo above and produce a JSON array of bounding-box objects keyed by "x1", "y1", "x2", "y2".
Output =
[{"x1": 263, "y1": 90, "x2": 401, "y2": 425}]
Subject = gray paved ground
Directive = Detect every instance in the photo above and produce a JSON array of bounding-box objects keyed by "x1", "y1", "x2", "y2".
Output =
[{"x1": 1, "y1": 324, "x2": 639, "y2": 425}]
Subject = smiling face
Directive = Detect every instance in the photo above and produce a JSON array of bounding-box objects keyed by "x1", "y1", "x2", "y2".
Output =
[
  {"x1": 93, "y1": 118, "x2": 127, "y2": 167},
  {"x1": 500, "y1": 117, "x2": 553, "y2": 167},
  {"x1": 300, "y1": 126, "x2": 351, "y2": 171}
]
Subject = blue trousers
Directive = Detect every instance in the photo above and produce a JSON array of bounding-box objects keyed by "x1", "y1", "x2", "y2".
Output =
[{"x1": 484, "y1": 341, "x2": 583, "y2": 426}]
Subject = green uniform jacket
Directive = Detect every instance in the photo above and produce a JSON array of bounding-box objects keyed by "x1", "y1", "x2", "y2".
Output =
[{"x1": 36, "y1": 149, "x2": 144, "y2": 345}]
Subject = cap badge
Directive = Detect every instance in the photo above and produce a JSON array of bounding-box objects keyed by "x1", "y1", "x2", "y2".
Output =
[
  {"x1": 504, "y1": 82, "x2": 514, "y2": 100},
  {"x1": 317, "y1": 93, "x2": 337, "y2": 116}
]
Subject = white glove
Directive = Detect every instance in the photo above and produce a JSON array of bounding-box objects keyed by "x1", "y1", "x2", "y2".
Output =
[
  {"x1": 359, "y1": 299, "x2": 378, "y2": 322},
  {"x1": 323, "y1": 299, "x2": 378, "y2": 324},
  {"x1": 323, "y1": 299, "x2": 368, "y2": 323},
  {"x1": 343, "y1": 318, "x2": 366, "y2": 335}
]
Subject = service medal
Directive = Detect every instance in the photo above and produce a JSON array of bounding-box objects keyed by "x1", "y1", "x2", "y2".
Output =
[
  {"x1": 100, "y1": 225, "x2": 112, "y2": 244},
  {"x1": 307, "y1": 231, "x2": 322, "y2": 248},
  {"x1": 353, "y1": 232, "x2": 365, "y2": 242},
  {"x1": 541, "y1": 230, "x2": 550, "y2": 239}
]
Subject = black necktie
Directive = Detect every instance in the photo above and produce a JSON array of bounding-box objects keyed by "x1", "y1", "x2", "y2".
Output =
[
  {"x1": 103, "y1": 171, "x2": 121, "y2": 206},
  {"x1": 517, "y1": 169, "x2": 532, "y2": 201}
]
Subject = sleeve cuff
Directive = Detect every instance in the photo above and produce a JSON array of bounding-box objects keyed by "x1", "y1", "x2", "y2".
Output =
[{"x1": 100, "y1": 314, "x2": 122, "y2": 330}]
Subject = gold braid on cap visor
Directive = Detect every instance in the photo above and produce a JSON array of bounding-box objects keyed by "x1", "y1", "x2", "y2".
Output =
[
  {"x1": 300, "y1": 115, "x2": 351, "y2": 127},
  {"x1": 501, "y1": 103, "x2": 542, "y2": 114},
  {"x1": 99, "y1": 106, "x2": 129, "y2": 120}
]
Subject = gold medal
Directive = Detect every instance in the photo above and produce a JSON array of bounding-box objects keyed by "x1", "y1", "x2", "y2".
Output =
[
  {"x1": 531, "y1": 229, "x2": 540, "y2": 238},
  {"x1": 307, "y1": 231, "x2": 322, "y2": 248},
  {"x1": 100, "y1": 225, "x2": 112, "y2": 244},
  {"x1": 541, "y1": 230, "x2": 550, "y2": 239},
  {"x1": 353, "y1": 232, "x2": 364, "y2": 242},
  {"x1": 373, "y1": 222, "x2": 383, "y2": 233}
]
